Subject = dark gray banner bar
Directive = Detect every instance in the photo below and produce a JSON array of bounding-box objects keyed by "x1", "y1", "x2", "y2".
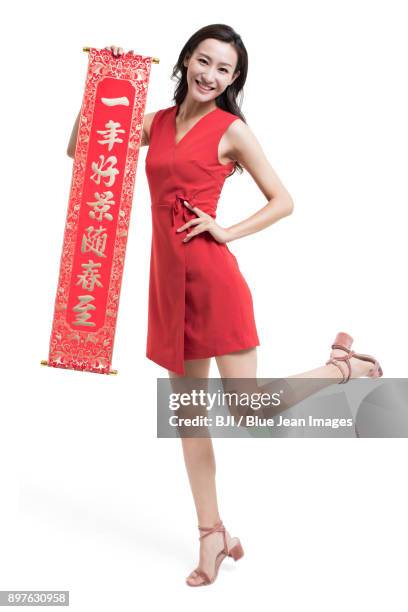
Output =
[{"x1": 156, "y1": 378, "x2": 408, "y2": 438}]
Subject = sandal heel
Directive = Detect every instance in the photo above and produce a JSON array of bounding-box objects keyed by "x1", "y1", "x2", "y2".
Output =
[
  {"x1": 229, "y1": 541, "x2": 244, "y2": 561},
  {"x1": 333, "y1": 332, "x2": 353, "y2": 350}
]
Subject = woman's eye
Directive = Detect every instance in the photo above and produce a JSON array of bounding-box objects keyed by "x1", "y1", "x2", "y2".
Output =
[
  {"x1": 198, "y1": 58, "x2": 227, "y2": 73},
  {"x1": 198, "y1": 58, "x2": 228, "y2": 72}
]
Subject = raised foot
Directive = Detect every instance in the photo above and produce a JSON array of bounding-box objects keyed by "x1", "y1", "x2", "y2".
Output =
[{"x1": 328, "y1": 332, "x2": 382, "y2": 381}]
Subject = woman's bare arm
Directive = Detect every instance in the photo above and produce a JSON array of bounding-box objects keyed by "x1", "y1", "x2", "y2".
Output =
[
  {"x1": 223, "y1": 119, "x2": 294, "y2": 242},
  {"x1": 67, "y1": 111, "x2": 80, "y2": 158},
  {"x1": 141, "y1": 112, "x2": 156, "y2": 147}
]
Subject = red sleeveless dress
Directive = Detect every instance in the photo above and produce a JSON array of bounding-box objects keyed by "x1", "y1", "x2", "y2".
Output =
[{"x1": 145, "y1": 104, "x2": 260, "y2": 375}]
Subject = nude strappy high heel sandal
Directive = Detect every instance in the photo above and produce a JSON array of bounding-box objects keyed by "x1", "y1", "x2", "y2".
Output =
[
  {"x1": 326, "y1": 331, "x2": 383, "y2": 384},
  {"x1": 186, "y1": 519, "x2": 244, "y2": 587}
]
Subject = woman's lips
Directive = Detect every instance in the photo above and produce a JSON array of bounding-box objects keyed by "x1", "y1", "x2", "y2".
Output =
[{"x1": 195, "y1": 80, "x2": 214, "y2": 93}]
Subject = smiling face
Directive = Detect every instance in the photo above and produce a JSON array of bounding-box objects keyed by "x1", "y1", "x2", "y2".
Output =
[{"x1": 183, "y1": 38, "x2": 240, "y2": 102}]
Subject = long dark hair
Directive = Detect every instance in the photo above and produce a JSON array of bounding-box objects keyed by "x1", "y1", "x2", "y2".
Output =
[{"x1": 171, "y1": 24, "x2": 248, "y2": 176}]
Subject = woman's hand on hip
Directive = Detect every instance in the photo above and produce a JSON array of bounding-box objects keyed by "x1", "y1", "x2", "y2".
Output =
[{"x1": 176, "y1": 202, "x2": 232, "y2": 244}]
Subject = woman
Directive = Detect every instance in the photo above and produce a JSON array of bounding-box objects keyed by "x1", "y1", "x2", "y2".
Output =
[{"x1": 67, "y1": 24, "x2": 382, "y2": 587}]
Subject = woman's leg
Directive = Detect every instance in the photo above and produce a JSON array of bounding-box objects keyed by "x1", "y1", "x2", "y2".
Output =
[
  {"x1": 168, "y1": 358, "x2": 233, "y2": 586},
  {"x1": 168, "y1": 357, "x2": 219, "y2": 526},
  {"x1": 215, "y1": 345, "x2": 376, "y2": 420}
]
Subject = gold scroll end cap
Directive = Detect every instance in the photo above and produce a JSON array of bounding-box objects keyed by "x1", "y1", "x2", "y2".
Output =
[
  {"x1": 83, "y1": 47, "x2": 90, "y2": 53},
  {"x1": 109, "y1": 369, "x2": 118, "y2": 375}
]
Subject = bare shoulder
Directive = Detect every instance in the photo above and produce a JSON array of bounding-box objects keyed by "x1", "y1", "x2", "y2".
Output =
[
  {"x1": 223, "y1": 117, "x2": 256, "y2": 160},
  {"x1": 141, "y1": 111, "x2": 158, "y2": 147}
]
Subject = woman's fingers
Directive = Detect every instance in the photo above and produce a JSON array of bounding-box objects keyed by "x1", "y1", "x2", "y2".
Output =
[
  {"x1": 104, "y1": 45, "x2": 126, "y2": 56},
  {"x1": 183, "y1": 225, "x2": 208, "y2": 242},
  {"x1": 183, "y1": 201, "x2": 207, "y2": 217},
  {"x1": 176, "y1": 219, "x2": 201, "y2": 233}
]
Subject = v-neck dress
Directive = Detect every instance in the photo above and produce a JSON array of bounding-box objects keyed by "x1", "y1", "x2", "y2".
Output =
[{"x1": 145, "y1": 104, "x2": 260, "y2": 375}]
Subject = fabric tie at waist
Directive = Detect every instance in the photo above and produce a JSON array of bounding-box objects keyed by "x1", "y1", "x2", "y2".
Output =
[{"x1": 172, "y1": 195, "x2": 191, "y2": 228}]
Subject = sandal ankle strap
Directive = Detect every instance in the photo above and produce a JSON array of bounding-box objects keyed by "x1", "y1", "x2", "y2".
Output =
[
  {"x1": 326, "y1": 353, "x2": 354, "y2": 384},
  {"x1": 198, "y1": 519, "x2": 224, "y2": 538},
  {"x1": 331, "y1": 343, "x2": 353, "y2": 353},
  {"x1": 197, "y1": 520, "x2": 227, "y2": 553}
]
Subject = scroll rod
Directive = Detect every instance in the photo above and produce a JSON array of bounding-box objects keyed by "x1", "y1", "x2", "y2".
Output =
[
  {"x1": 40, "y1": 360, "x2": 118, "y2": 375},
  {"x1": 82, "y1": 47, "x2": 159, "y2": 63}
]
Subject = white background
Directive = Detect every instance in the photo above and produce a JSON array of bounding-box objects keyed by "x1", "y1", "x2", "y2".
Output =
[{"x1": 1, "y1": 0, "x2": 407, "y2": 609}]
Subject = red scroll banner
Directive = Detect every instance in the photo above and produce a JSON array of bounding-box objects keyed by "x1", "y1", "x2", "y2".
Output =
[{"x1": 44, "y1": 47, "x2": 155, "y2": 374}]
